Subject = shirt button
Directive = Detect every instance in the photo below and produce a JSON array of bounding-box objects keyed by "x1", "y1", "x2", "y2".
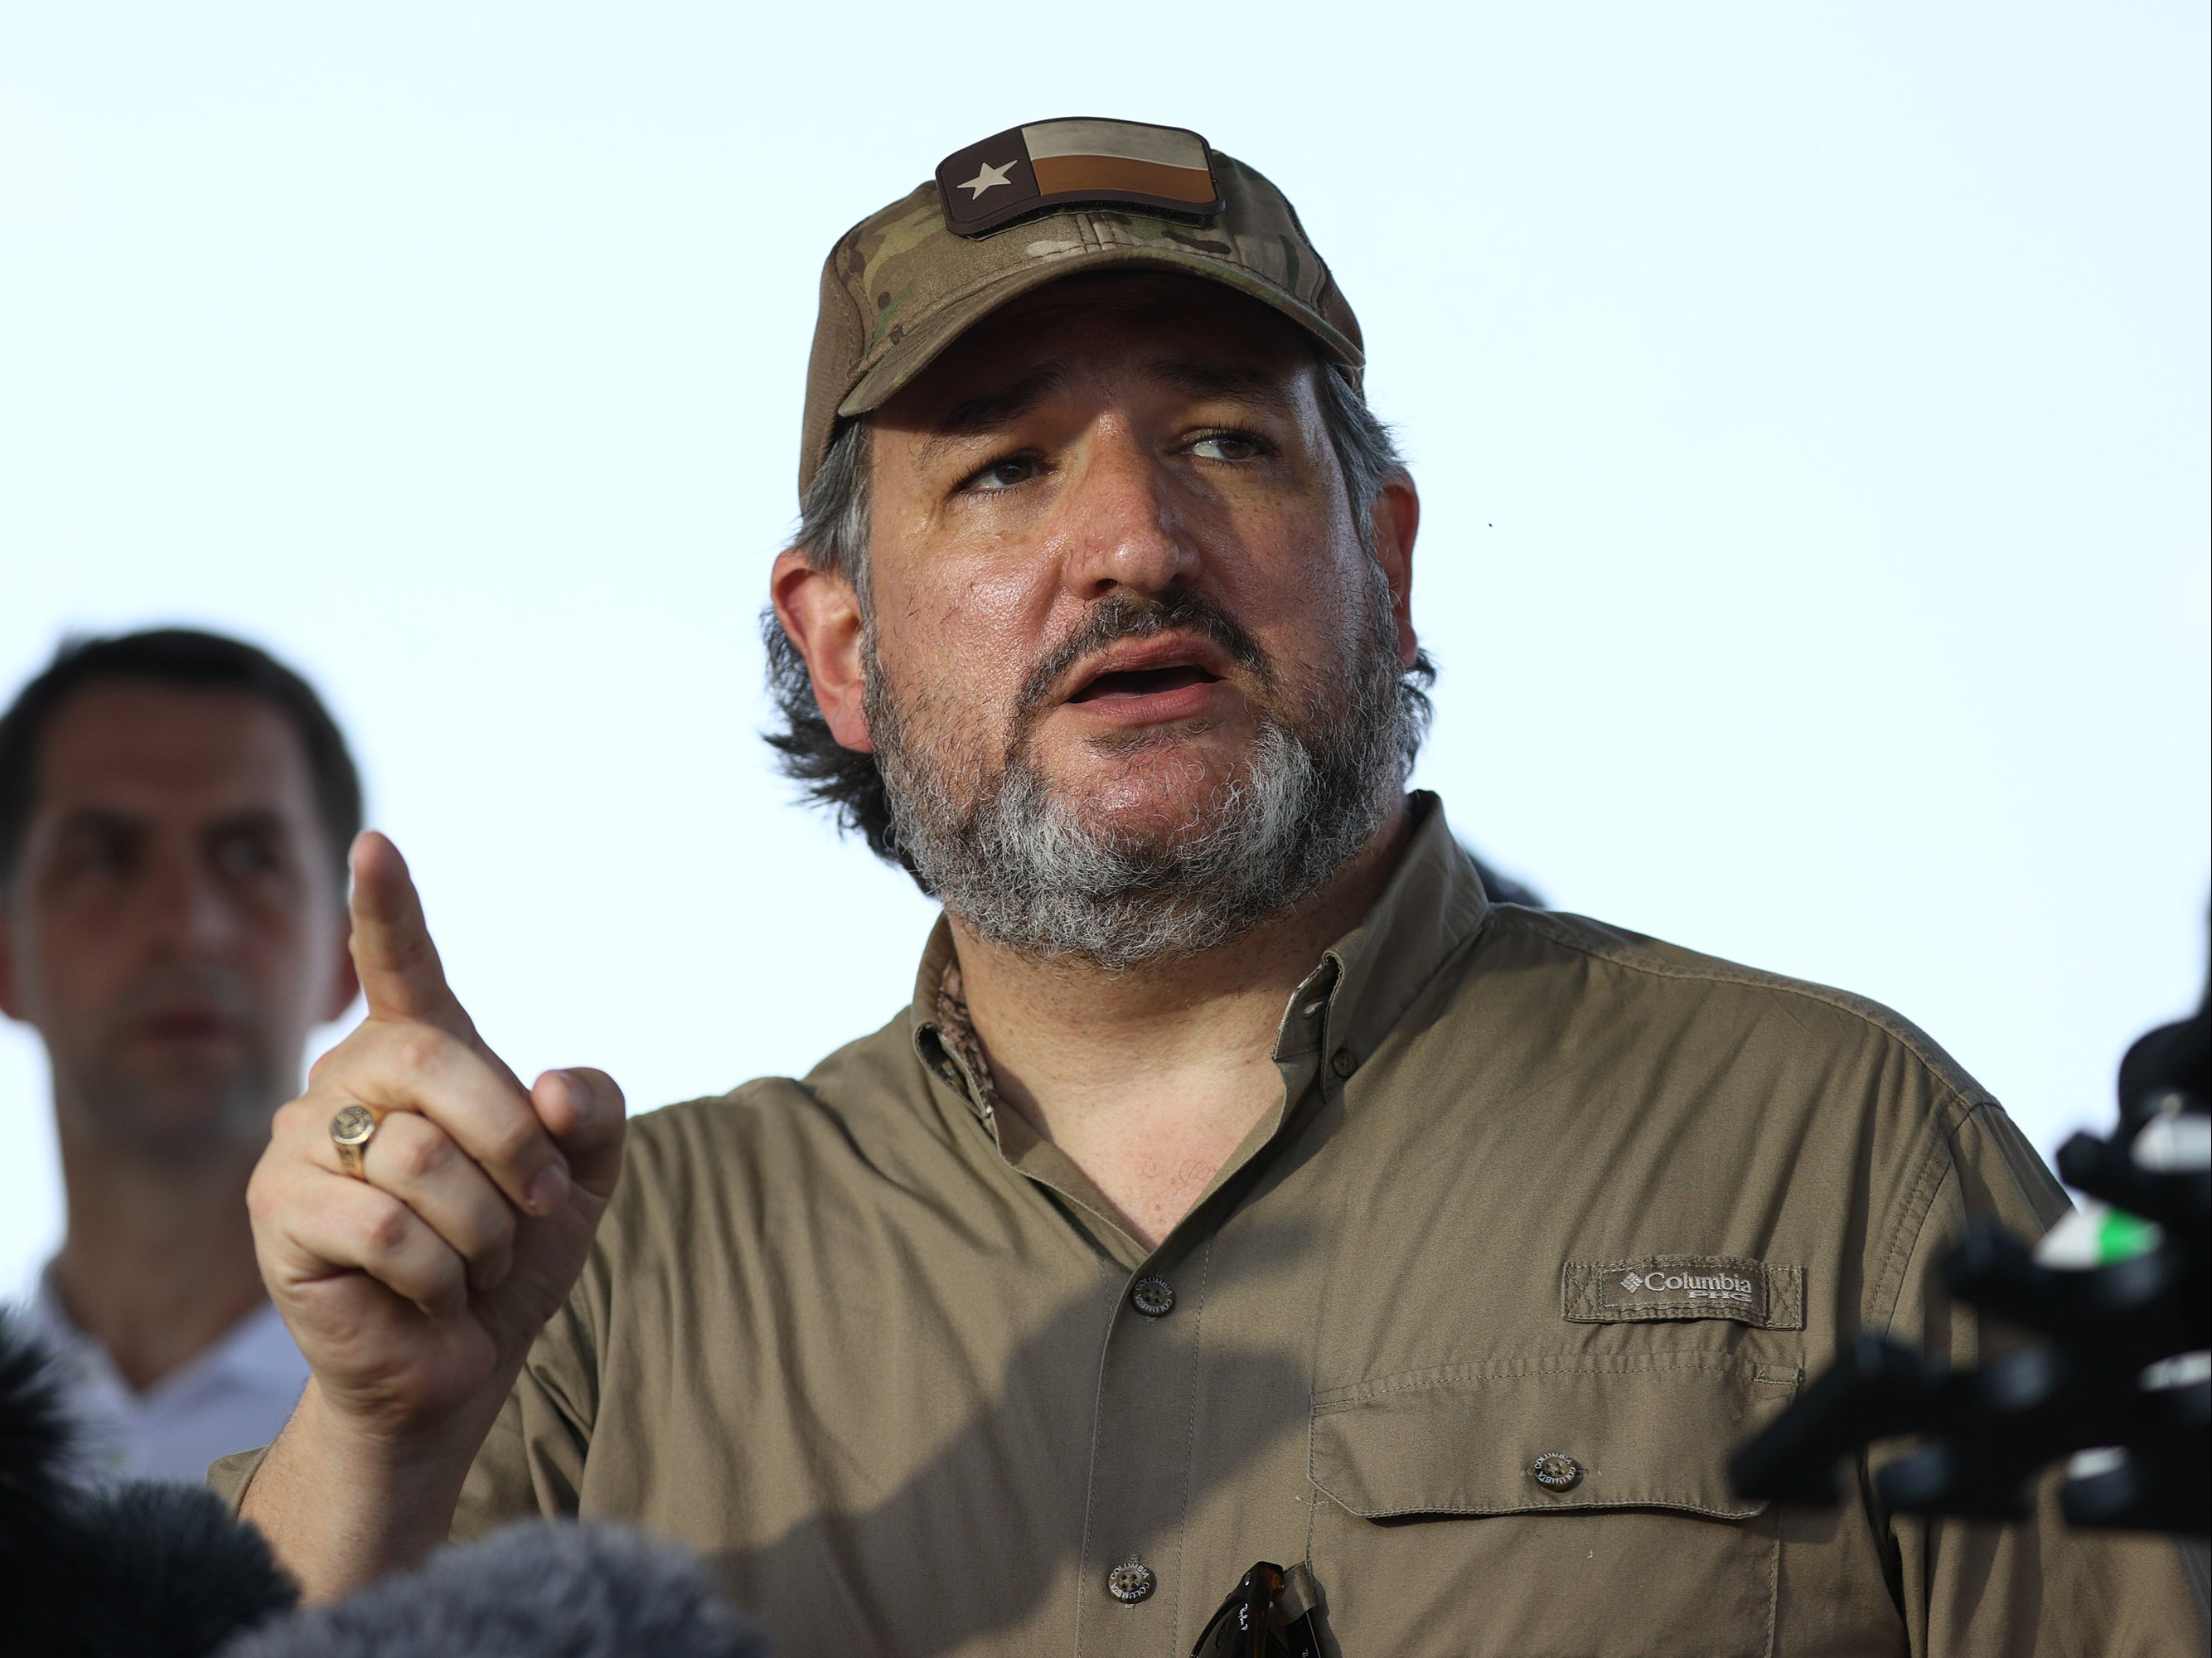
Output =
[
  {"x1": 1530, "y1": 1451, "x2": 1584, "y2": 1491},
  {"x1": 1130, "y1": 1277, "x2": 1175, "y2": 1317},
  {"x1": 1330, "y1": 1048, "x2": 1358, "y2": 1079},
  {"x1": 1106, "y1": 1558, "x2": 1155, "y2": 1603}
]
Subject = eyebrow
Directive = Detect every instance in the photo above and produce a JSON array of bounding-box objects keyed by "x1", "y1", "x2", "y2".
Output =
[
  {"x1": 1140, "y1": 356, "x2": 1300, "y2": 414},
  {"x1": 47, "y1": 806, "x2": 293, "y2": 843},
  {"x1": 51, "y1": 807, "x2": 143, "y2": 840},
  {"x1": 912, "y1": 353, "x2": 1302, "y2": 468},
  {"x1": 915, "y1": 362, "x2": 1079, "y2": 465},
  {"x1": 202, "y1": 808, "x2": 291, "y2": 841}
]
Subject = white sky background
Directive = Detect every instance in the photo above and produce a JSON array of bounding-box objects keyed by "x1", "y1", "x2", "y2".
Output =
[{"x1": 0, "y1": 5, "x2": 2205, "y2": 1297}]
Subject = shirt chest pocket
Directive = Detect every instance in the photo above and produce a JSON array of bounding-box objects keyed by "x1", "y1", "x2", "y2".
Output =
[{"x1": 1305, "y1": 1351, "x2": 1800, "y2": 1658}]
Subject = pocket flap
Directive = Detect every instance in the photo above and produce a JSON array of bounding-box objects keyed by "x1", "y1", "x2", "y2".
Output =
[{"x1": 1309, "y1": 1350, "x2": 1799, "y2": 1520}]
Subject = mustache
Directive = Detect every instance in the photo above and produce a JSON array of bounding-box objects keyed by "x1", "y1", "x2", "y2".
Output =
[
  {"x1": 1009, "y1": 588, "x2": 1272, "y2": 730},
  {"x1": 105, "y1": 965, "x2": 261, "y2": 1028}
]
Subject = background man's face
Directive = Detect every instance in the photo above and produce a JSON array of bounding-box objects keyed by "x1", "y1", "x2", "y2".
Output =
[
  {"x1": 862, "y1": 273, "x2": 1416, "y2": 861},
  {"x1": 0, "y1": 686, "x2": 356, "y2": 1165}
]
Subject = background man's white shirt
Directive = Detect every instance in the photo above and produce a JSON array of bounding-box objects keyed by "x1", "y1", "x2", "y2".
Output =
[{"x1": 23, "y1": 1267, "x2": 309, "y2": 1484}]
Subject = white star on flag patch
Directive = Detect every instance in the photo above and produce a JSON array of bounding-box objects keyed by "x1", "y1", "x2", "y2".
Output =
[{"x1": 960, "y1": 160, "x2": 1016, "y2": 198}]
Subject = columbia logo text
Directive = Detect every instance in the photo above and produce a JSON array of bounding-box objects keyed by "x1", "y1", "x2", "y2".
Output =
[{"x1": 1619, "y1": 1269, "x2": 1754, "y2": 1304}]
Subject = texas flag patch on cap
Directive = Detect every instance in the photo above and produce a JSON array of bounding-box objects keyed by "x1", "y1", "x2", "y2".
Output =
[{"x1": 935, "y1": 118, "x2": 1224, "y2": 237}]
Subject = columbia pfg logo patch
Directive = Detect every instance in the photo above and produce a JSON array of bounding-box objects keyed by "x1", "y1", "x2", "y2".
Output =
[{"x1": 1562, "y1": 1255, "x2": 1803, "y2": 1329}]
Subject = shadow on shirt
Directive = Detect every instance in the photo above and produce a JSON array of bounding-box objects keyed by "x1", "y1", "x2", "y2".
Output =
[{"x1": 695, "y1": 1221, "x2": 1320, "y2": 1656}]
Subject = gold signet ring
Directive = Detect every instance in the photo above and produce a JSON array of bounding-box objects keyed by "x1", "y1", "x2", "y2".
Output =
[{"x1": 330, "y1": 1103, "x2": 380, "y2": 1179}]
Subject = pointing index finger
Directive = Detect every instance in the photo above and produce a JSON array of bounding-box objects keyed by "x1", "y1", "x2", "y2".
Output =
[{"x1": 348, "y1": 831, "x2": 470, "y2": 1038}]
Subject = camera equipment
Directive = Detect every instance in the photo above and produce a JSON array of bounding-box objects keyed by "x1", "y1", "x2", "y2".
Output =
[{"x1": 1729, "y1": 962, "x2": 2210, "y2": 1534}]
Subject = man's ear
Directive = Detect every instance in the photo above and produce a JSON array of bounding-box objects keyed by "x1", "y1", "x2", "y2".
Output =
[
  {"x1": 771, "y1": 548, "x2": 874, "y2": 753},
  {"x1": 1368, "y1": 472, "x2": 1421, "y2": 669},
  {"x1": 0, "y1": 899, "x2": 21, "y2": 1022}
]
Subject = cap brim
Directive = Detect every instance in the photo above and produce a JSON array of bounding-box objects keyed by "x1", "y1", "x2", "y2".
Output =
[{"x1": 836, "y1": 243, "x2": 1364, "y2": 421}]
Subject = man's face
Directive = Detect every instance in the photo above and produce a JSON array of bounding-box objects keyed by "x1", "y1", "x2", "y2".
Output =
[
  {"x1": 786, "y1": 272, "x2": 1421, "y2": 963},
  {"x1": 869, "y1": 273, "x2": 1412, "y2": 835},
  {"x1": 0, "y1": 686, "x2": 357, "y2": 1164}
]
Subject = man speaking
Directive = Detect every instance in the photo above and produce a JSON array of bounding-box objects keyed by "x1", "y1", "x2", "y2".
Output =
[{"x1": 220, "y1": 121, "x2": 2205, "y2": 1654}]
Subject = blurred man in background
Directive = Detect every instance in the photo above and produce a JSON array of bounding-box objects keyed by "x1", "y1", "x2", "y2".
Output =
[{"x1": 0, "y1": 629, "x2": 360, "y2": 1480}]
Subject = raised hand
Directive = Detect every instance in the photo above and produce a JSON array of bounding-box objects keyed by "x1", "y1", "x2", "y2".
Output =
[{"x1": 242, "y1": 832, "x2": 622, "y2": 1591}]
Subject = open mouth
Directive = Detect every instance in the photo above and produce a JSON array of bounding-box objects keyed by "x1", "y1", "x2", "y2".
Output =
[
  {"x1": 138, "y1": 1008, "x2": 238, "y2": 1043},
  {"x1": 1068, "y1": 662, "x2": 1224, "y2": 703}
]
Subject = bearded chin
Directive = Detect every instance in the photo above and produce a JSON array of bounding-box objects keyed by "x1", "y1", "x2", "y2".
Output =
[{"x1": 869, "y1": 586, "x2": 1410, "y2": 971}]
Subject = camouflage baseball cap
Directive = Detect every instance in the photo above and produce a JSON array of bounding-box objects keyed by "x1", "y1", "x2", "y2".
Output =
[{"x1": 799, "y1": 117, "x2": 1365, "y2": 497}]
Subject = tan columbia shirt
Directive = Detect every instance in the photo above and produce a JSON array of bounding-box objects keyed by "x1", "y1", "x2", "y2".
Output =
[{"x1": 218, "y1": 795, "x2": 2205, "y2": 1656}]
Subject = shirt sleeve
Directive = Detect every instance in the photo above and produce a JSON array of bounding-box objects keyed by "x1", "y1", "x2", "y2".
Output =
[
  {"x1": 1879, "y1": 1100, "x2": 2209, "y2": 1657},
  {"x1": 450, "y1": 1290, "x2": 599, "y2": 1540},
  {"x1": 207, "y1": 1443, "x2": 268, "y2": 1512}
]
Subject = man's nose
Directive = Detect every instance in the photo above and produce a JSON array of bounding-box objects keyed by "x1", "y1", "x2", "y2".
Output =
[
  {"x1": 145, "y1": 846, "x2": 238, "y2": 957},
  {"x1": 1056, "y1": 425, "x2": 1200, "y2": 599}
]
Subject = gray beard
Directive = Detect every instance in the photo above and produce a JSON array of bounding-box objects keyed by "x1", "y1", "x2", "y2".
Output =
[{"x1": 868, "y1": 570, "x2": 1411, "y2": 971}]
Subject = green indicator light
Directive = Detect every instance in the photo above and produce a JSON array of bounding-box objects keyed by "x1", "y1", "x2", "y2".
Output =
[{"x1": 2093, "y1": 1208, "x2": 2161, "y2": 1264}]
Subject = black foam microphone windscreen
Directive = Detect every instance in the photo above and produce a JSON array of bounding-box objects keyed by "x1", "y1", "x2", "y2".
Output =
[{"x1": 1, "y1": 1310, "x2": 300, "y2": 1657}]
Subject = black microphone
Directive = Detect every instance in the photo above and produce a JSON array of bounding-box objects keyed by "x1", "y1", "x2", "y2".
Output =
[
  {"x1": 221, "y1": 1519, "x2": 772, "y2": 1658},
  {"x1": 0, "y1": 1308, "x2": 300, "y2": 1658}
]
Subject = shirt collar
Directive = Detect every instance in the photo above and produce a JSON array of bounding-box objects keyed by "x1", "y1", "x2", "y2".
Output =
[
  {"x1": 31, "y1": 1263, "x2": 304, "y2": 1400},
  {"x1": 908, "y1": 790, "x2": 1494, "y2": 1118},
  {"x1": 910, "y1": 915, "x2": 990, "y2": 1119},
  {"x1": 1295, "y1": 790, "x2": 1493, "y2": 1074},
  {"x1": 27, "y1": 1263, "x2": 104, "y2": 1369}
]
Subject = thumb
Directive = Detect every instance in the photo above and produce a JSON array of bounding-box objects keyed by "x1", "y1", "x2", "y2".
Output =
[
  {"x1": 347, "y1": 831, "x2": 471, "y2": 1038},
  {"x1": 530, "y1": 1067, "x2": 627, "y2": 1200}
]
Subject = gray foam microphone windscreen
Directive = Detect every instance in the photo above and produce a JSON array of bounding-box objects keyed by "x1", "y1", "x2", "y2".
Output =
[{"x1": 221, "y1": 1519, "x2": 771, "y2": 1658}]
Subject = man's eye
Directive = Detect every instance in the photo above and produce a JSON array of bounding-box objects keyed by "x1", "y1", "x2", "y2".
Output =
[
  {"x1": 967, "y1": 453, "x2": 1041, "y2": 492},
  {"x1": 56, "y1": 827, "x2": 134, "y2": 877},
  {"x1": 1188, "y1": 431, "x2": 1265, "y2": 462},
  {"x1": 211, "y1": 832, "x2": 283, "y2": 878}
]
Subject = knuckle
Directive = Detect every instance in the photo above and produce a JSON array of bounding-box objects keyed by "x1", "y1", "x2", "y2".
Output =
[
  {"x1": 390, "y1": 1025, "x2": 452, "y2": 1079},
  {"x1": 361, "y1": 1195, "x2": 414, "y2": 1259},
  {"x1": 385, "y1": 1121, "x2": 451, "y2": 1184},
  {"x1": 245, "y1": 1161, "x2": 279, "y2": 1221},
  {"x1": 247, "y1": 1151, "x2": 313, "y2": 1223},
  {"x1": 477, "y1": 1198, "x2": 517, "y2": 1255},
  {"x1": 277, "y1": 1092, "x2": 332, "y2": 1139},
  {"x1": 485, "y1": 1113, "x2": 546, "y2": 1172}
]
